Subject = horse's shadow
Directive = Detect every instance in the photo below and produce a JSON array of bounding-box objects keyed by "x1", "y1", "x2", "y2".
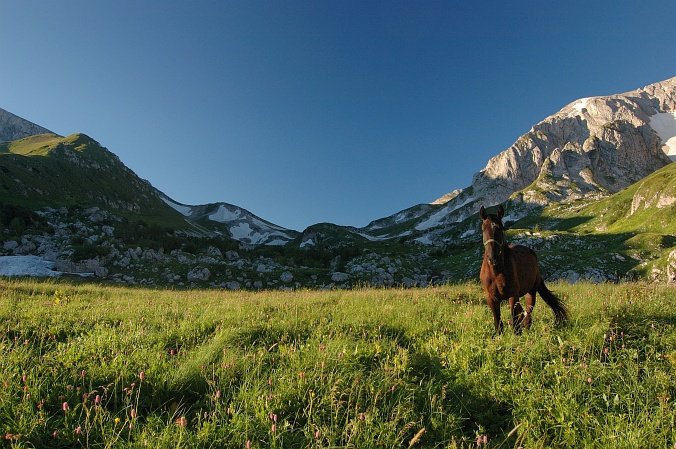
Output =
[{"x1": 405, "y1": 350, "x2": 516, "y2": 446}]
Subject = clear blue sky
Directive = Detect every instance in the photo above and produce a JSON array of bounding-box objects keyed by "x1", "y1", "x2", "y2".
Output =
[{"x1": 2, "y1": 1, "x2": 675, "y2": 230}]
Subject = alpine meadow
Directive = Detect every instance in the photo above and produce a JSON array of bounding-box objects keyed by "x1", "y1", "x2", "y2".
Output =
[
  {"x1": 0, "y1": 280, "x2": 674, "y2": 448},
  {"x1": 1, "y1": 7, "x2": 676, "y2": 447}
]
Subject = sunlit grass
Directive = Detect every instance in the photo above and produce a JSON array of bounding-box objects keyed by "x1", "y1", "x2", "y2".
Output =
[{"x1": 0, "y1": 279, "x2": 674, "y2": 448}]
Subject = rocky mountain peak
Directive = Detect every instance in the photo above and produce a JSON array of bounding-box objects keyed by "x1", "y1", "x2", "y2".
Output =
[
  {"x1": 0, "y1": 107, "x2": 55, "y2": 142},
  {"x1": 419, "y1": 76, "x2": 676, "y2": 236}
]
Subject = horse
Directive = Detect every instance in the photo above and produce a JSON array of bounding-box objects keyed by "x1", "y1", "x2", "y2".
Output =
[{"x1": 479, "y1": 205, "x2": 569, "y2": 334}]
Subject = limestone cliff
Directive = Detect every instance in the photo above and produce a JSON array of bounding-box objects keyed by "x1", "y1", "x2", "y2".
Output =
[
  {"x1": 422, "y1": 76, "x2": 676, "y2": 231},
  {"x1": 0, "y1": 108, "x2": 54, "y2": 142}
]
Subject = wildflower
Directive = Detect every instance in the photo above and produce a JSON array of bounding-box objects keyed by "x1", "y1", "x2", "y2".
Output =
[
  {"x1": 269, "y1": 413, "x2": 278, "y2": 423},
  {"x1": 215, "y1": 390, "x2": 222, "y2": 399},
  {"x1": 475, "y1": 435, "x2": 488, "y2": 445},
  {"x1": 314, "y1": 429, "x2": 321, "y2": 439},
  {"x1": 245, "y1": 440, "x2": 251, "y2": 449},
  {"x1": 80, "y1": 370, "x2": 86, "y2": 378},
  {"x1": 271, "y1": 424, "x2": 276, "y2": 433},
  {"x1": 358, "y1": 412, "x2": 366, "y2": 421},
  {"x1": 94, "y1": 394, "x2": 101, "y2": 405},
  {"x1": 52, "y1": 430, "x2": 59, "y2": 439},
  {"x1": 139, "y1": 371, "x2": 145, "y2": 381},
  {"x1": 62, "y1": 402, "x2": 70, "y2": 412},
  {"x1": 22, "y1": 375, "x2": 27, "y2": 384},
  {"x1": 175, "y1": 416, "x2": 188, "y2": 428},
  {"x1": 587, "y1": 377, "x2": 593, "y2": 384},
  {"x1": 298, "y1": 372, "x2": 305, "y2": 380},
  {"x1": 114, "y1": 417, "x2": 120, "y2": 425},
  {"x1": 74, "y1": 426, "x2": 82, "y2": 436},
  {"x1": 130, "y1": 409, "x2": 137, "y2": 419}
]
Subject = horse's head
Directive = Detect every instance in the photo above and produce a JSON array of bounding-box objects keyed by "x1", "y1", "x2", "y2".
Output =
[{"x1": 479, "y1": 205, "x2": 506, "y2": 270}]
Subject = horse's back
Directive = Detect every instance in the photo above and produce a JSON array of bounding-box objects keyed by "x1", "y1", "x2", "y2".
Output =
[
  {"x1": 508, "y1": 244, "x2": 541, "y2": 293},
  {"x1": 509, "y1": 244, "x2": 537, "y2": 261}
]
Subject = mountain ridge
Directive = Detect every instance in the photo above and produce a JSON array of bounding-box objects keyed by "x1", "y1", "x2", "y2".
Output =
[
  {"x1": 0, "y1": 107, "x2": 55, "y2": 142},
  {"x1": 0, "y1": 77, "x2": 674, "y2": 286}
]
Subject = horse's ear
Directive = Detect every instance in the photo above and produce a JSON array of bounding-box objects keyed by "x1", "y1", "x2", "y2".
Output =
[
  {"x1": 479, "y1": 206, "x2": 487, "y2": 220},
  {"x1": 497, "y1": 205, "x2": 505, "y2": 219}
]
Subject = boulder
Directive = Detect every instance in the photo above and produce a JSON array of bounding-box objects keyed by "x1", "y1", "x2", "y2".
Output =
[
  {"x1": 187, "y1": 267, "x2": 211, "y2": 281},
  {"x1": 3, "y1": 240, "x2": 18, "y2": 251},
  {"x1": 280, "y1": 271, "x2": 294, "y2": 283},
  {"x1": 225, "y1": 281, "x2": 240, "y2": 290},
  {"x1": 667, "y1": 250, "x2": 676, "y2": 285},
  {"x1": 331, "y1": 272, "x2": 350, "y2": 283}
]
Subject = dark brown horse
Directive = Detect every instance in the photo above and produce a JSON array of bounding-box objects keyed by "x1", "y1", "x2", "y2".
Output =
[{"x1": 479, "y1": 205, "x2": 569, "y2": 334}]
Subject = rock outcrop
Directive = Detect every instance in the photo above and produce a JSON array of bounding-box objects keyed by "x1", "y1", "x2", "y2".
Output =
[
  {"x1": 0, "y1": 107, "x2": 54, "y2": 141},
  {"x1": 411, "y1": 77, "x2": 676, "y2": 237}
]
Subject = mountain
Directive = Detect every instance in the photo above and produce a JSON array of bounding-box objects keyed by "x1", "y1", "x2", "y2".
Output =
[
  {"x1": 363, "y1": 76, "x2": 676, "y2": 244},
  {"x1": 0, "y1": 133, "x2": 186, "y2": 227},
  {"x1": 160, "y1": 195, "x2": 299, "y2": 246},
  {"x1": 0, "y1": 107, "x2": 54, "y2": 142},
  {"x1": 0, "y1": 76, "x2": 674, "y2": 287}
]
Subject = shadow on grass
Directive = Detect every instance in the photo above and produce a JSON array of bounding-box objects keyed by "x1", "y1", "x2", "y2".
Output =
[{"x1": 405, "y1": 350, "x2": 516, "y2": 447}]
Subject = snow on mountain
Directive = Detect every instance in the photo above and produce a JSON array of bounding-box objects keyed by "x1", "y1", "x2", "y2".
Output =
[
  {"x1": 0, "y1": 256, "x2": 60, "y2": 277},
  {"x1": 158, "y1": 194, "x2": 298, "y2": 246},
  {"x1": 649, "y1": 111, "x2": 676, "y2": 160},
  {"x1": 396, "y1": 76, "x2": 676, "y2": 242},
  {"x1": 161, "y1": 196, "x2": 194, "y2": 216}
]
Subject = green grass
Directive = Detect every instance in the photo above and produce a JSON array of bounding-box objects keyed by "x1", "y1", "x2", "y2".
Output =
[
  {"x1": 0, "y1": 280, "x2": 673, "y2": 448},
  {"x1": 0, "y1": 134, "x2": 64, "y2": 156},
  {"x1": 0, "y1": 133, "x2": 187, "y2": 229}
]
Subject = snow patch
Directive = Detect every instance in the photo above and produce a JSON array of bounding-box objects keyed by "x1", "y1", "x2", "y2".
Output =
[
  {"x1": 571, "y1": 98, "x2": 592, "y2": 116},
  {"x1": 649, "y1": 112, "x2": 676, "y2": 159},
  {"x1": 416, "y1": 196, "x2": 474, "y2": 231},
  {"x1": 460, "y1": 229, "x2": 476, "y2": 239},
  {"x1": 300, "y1": 238, "x2": 316, "y2": 248},
  {"x1": 266, "y1": 239, "x2": 288, "y2": 246},
  {"x1": 0, "y1": 256, "x2": 60, "y2": 277},
  {"x1": 415, "y1": 209, "x2": 446, "y2": 231},
  {"x1": 161, "y1": 197, "x2": 192, "y2": 216},
  {"x1": 209, "y1": 205, "x2": 241, "y2": 223},
  {"x1": 414, "y1": 235, "x2": 433, "y2": 245},
  {"x1": 229, "y1": 222, "x2": 256, "y2": 241},
  {"x1": 251, "y1": 216, "x2": 288, "y2": 232}
]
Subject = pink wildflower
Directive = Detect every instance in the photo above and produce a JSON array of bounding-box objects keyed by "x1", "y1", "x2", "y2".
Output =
[{"x1": 62, "y1": 402, "x2": 70, "y2": 412}]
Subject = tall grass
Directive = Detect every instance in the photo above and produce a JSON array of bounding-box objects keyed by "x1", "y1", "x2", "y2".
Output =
[{"x1": 0, "y1": 280, "x2": 673, "y2": 448}]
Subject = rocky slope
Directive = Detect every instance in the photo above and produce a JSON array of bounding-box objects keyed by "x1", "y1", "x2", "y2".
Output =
[
  {"x1": 366, "y1": 76, "x2": 676, "y2": 244},
  {"x1": 0, "y1": 76, "x2": 674, "y2": 287},
  {"x1": 160, "y1": 195, "x2": 299, "y2": 246},
  {"x1": 0, "y1": 107, "x2": 54, "y2": 142}
]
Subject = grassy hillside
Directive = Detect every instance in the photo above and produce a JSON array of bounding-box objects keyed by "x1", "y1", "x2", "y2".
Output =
[
  {"x1": 1, "y1": 280, "x2": 673, "y2": 448},
  {"x1": 508, "y1": 163, "x2": 676, "y2": 281},
  {"x1": 0, "y1": 133, "x2": 186, "y2": 228}
]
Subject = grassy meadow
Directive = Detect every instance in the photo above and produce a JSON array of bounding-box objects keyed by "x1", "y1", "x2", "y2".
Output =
[{"x1": 0, "y1": 280, "x2": 674, "y2": 448}]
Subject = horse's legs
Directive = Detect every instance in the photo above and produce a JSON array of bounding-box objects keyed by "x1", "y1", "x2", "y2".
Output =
[
  {"x1": 523, "y1": 290, "x2": 536, "y2": 330},
  {"x1": 509, "y1": 296, "x2": 523, "y2": 334},
  {"x1": 487, "y1": 297, "x2": 503, "y2": 335}
]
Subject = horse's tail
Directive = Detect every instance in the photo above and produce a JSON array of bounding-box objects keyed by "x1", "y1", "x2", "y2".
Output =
[{"x1": 537, "y1": 280, "x2": 569, "y2": 325}]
